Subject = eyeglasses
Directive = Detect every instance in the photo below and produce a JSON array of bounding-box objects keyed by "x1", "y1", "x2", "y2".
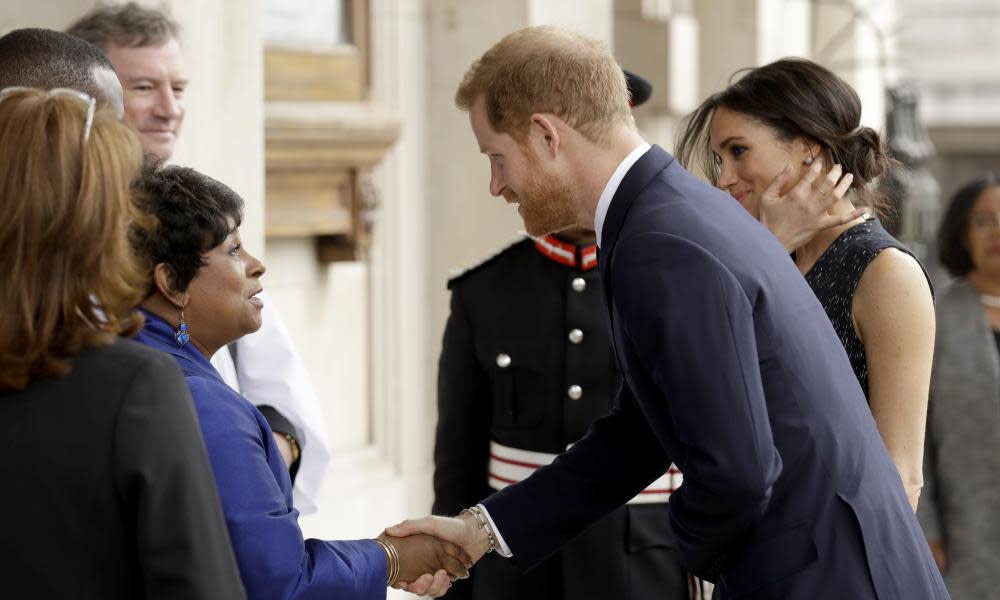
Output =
[
  {"x1": 0, "y1": 86, "x2": 97, "y2": 143},
  {"x1": 969, "y1": 212, "x2": 1000, "y2": 232}
]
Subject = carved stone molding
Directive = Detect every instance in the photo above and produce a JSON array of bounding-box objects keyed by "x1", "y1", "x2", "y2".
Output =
[{"x1": 265, "y1": 101, "x2": 400, "y2": 261}]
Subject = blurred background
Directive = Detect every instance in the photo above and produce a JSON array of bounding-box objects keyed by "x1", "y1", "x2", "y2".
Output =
[{"x1": 3, "y1": 1, "x2": 998, "y2": 595}]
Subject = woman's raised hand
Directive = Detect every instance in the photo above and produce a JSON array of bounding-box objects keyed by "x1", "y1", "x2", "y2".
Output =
[{"x1": 759, "y1": 157, "x2": 863, "y2": 252}]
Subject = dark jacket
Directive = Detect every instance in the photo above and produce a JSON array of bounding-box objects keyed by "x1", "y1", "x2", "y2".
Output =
[
  {"x1": 0, "y1": 337, "x2": 245, "y2": 599},
  {"x1": 481, "y1": 146, "x2": 950, "y2": 599},
  {"x1": 435, "y1": 236, "x2": 687, "y2": 600}
]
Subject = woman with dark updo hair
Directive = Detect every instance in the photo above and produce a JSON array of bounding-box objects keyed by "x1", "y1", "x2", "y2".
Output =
[{"x1": 676, "y1": 58, "x2": 935, "y2": 512}]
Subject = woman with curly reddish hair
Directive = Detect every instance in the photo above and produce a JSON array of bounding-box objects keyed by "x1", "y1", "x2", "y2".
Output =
[{"x1": 0, "y1": 87, "x2": 243, "y2": 599}]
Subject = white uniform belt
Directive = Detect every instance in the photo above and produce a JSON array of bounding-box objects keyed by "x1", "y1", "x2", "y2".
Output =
[{"x1": 488, "y1": 440, "x2": 682, "y2": 505}]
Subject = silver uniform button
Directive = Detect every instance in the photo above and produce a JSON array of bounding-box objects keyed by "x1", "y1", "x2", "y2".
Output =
[
  {"x1": 571, "y1": 277, "x2": 586, "y2": 292},
  {"x1": 567, "y1": 385, "x2": 583, "y2": 400},
  {"x1": 568, "y1": 328, "x2": 584, "y2": 344},
  {"x1": 495, "y1": 353, "x2": 511, "y2": 368}
]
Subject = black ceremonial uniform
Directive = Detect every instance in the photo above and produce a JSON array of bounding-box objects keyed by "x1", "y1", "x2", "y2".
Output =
[{"x1": 433, "y1": 235, "x2": 689, "y2": 600}]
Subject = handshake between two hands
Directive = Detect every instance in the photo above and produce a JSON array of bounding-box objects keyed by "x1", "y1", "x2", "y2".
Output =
[{"x1": 377, "y1": 511, "x2": 492, "y2": 597}]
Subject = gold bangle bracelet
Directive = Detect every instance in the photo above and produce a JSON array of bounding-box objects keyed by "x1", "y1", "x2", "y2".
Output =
[
  {"x1": 384, "y1": 538, "x2": 400, "y2": 587},
  {"x1": 375, "y1": 536, "x2": 400, "y2": 586},
  {"x1": 375, "y1": 538, "x2": 395, "y2": 586},
  {"x1": 281, "y1": 432, "x2": 301, "y2": 464}
]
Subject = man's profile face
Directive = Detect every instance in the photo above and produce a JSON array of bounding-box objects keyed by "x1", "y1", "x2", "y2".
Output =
[
  {"x1": 105, "y1": 37, "x2": 187, "y2": 159},
  {"x1": 470, "y1": 96, "x2": 577, "y2": 237}
]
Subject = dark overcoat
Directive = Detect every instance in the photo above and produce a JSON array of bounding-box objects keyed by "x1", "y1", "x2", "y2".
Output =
[{"x1": 482, "y1": 146, "x2": 950, "y2": 599}]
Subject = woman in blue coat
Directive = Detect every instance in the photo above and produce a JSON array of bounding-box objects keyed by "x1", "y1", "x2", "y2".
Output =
[{"x1": 131, "y1": 165, "x2": 468, "y2": 599}]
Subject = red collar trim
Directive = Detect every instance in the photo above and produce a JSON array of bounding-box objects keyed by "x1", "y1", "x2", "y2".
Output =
[{"x1": 534, "y1": 235, "x2": 598, "y2": 271}]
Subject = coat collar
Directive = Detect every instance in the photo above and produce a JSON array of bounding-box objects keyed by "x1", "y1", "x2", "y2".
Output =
[
  {"x1": 534, "y1": 234, "x2": 599, "y2": 271},
  {"x1": 938, "y1": 279, "x2": 1000, "y2": 391},
  {"x1": 598, "y1": 145, "x2": 674, "y2": 283},
  {"x1": 134, "y1": 309, "x2": 222, "y2": 382}
]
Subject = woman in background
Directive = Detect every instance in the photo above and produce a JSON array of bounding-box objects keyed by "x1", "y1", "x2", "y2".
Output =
[
  {"x1": 918, "y1": 173, "x2": 1000, "y2": 599},
  {"x1": 0, "y1": 88, "x2": 243, "y2": 598},
  {"x1": 676, "y1": 58, "x2": 936, "y2": 511}
]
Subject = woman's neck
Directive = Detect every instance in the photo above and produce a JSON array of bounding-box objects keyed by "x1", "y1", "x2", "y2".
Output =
[
  {"x1": 140, "y1": 298, "x2": 218, "y2": 359},
  {"x1": 968, "y1": 271, "x2": 1000, "y2": 331},
  {"x1": 793, "y1": 220, "x2": 861, "y2": 275},
  {"x1": 792, "y1": 196, "x2": 867, "y2": 275},
  {"x1": 968, "y1": 270, "x2": 1000, "y2": 297}
]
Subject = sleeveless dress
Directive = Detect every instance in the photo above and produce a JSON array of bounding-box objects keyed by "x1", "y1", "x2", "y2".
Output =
[{"x1": 802, "y1": 218, "x2": 929, "y2": 400}]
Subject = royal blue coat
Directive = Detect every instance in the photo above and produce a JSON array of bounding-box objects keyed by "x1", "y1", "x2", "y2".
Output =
[
  {"x1": 137, "y1": 311, "x2": 386, "y2": 600},
  {"x1": 481, "y1": 146, "x2": 949, "y2": 599}
]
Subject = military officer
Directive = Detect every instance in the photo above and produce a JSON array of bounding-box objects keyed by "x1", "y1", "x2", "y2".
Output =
[{"x1": 433, "y1": 72, "x2": 695, "y2": 600}]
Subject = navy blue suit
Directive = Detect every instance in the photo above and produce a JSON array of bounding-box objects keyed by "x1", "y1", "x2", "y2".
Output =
[{"x1": 481, "y1": 146, "x2": 949, "y2": 599}]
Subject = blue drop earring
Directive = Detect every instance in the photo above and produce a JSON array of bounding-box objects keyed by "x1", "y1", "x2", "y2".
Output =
[{"x1": 174, "y1": 309, "x2": 190, "y2": 347}]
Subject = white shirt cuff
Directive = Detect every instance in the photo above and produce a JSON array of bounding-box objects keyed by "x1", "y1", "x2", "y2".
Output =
[{"x1": 476, "y1": 503, "x2": 512, "y2": 558}]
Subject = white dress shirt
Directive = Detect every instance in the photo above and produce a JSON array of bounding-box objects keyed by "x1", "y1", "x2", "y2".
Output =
[{"x1": 594, "y1": 142, "x2": 651, "y2": 247}]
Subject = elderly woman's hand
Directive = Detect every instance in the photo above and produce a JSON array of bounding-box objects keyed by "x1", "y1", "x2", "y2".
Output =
[
  {"x1": 759, "y1": 158, "x2": 863, "y2": 252},
  {"x1": 379, "y1": 532, "x2": 471, "y2": 597}
]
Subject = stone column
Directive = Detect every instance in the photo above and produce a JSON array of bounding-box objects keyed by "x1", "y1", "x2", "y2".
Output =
[
  {"x1": 811, "y1": 0, "x2": 897, "y2": 130},
  {"x1": 169, "y1": 0, "x2": 265, "y2": 253},
  {"x1": 614, "y1": 0, "x2": 700, "y2": 150},
  {"x1": 693, "y1": 0, "x2": 811, "y2": 100}
]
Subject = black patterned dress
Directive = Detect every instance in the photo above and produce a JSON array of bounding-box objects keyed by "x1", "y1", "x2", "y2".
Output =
[{"x1": 802, "y1": 218, "x2": 929, "y2": 400}]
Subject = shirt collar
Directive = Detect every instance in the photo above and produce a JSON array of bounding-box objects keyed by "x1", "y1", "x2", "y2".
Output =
[{"x1": 594, "y1": 142, "x2": 650, "y2": 248}]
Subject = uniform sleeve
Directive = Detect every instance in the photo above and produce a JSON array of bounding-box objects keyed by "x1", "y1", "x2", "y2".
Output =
[
  {"x1": 190, "y1": 378, "x2": 386, "y2": 600},
  {"x1": 433, "y1": 288, "x2": 493, "y2": 516},
  {"x1": 231, "y1": 292, "x2": 331, "y2": 514},
  {"x1": 613, "y1": 232, "x2": 782, "y2": 576},
  {"x1": 257, "y1": 404, "x2": 303, "y2": 481},
  {"x1": 432, "y1": 288, "x2": 492, "y2": 600},
  {"x1": 113, "y1": 351, "x2": 246, "y2": 600},
  {"x1": 482, "y1": 381, "x2": 670, "y2": 570}
]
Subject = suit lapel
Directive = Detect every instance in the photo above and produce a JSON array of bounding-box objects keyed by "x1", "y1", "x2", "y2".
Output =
[{"x1": 598, "y1": 145, "x2": 674, "y2": 319}]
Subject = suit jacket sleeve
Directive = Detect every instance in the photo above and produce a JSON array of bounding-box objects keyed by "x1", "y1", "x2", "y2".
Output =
[
  {"x1": 613, "y1": 232, "x2": 782, "y2": 575},
  {"x1": 481, "y1": 379, "x2": 670, "y2": 570},
  {"x1": 191, "y1": 378, "x2": 386, "y2": 600},
  {"x1": 114, "y1": 351, "x2": 246, "y2": 600}
]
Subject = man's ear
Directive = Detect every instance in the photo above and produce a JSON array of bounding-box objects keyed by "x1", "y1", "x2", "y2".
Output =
[
  {"x1": 529, "y1": 113, "x2": 561, "y2": 159},
  {"x1": 152, "y1": 263, "x2": 189, "y2": 309}
]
